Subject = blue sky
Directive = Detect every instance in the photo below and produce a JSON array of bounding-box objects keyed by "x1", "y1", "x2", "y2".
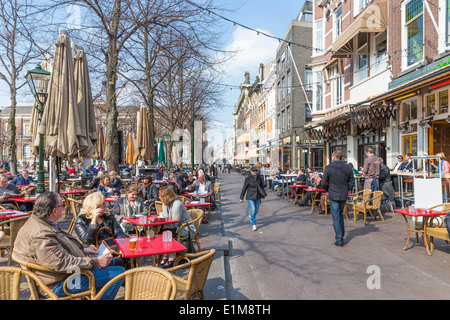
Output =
[{"x1": 209, "y1": 0, "x2": 307, "y2": 139}]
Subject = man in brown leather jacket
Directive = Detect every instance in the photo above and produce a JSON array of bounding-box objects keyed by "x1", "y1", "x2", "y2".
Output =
[
  {"x1": 362, "y1": 147, "x2": 382, "y2": 190},
  {"x1": 13, "y1": 192, "x2": 125, "y2": 299}
]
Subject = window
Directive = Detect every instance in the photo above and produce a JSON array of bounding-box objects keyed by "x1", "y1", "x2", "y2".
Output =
[
  {"x1": 359, "y1": 0, "x2": 369, "y2": 12},
  {"x1": 373, "y1": 31, "x2": 388, "y2": 73},
  {"x1": 314, "y1": 71, "x2": 323, "y2": 111},
  {"x1": 23, "y1": 145, "x2": 31, "y2": 159},
  {"x1": 277, "y1": 81, "x2": 281, "y2": 103},
  {"x1": 404, "y1": 0, "x2": 424, "y2": 67},
  {"x1": 331, "y1": 66, "x2": 343, "y2": 106},
  {"x1": 286, "y1": 70, "x2": 291, "y2": 94},
  {"x1": 334, "y1": 6, "x2": 343, "y2": 39},
  {"x1": 401, "y1": 100, "x2": 418, "y2": 122},
  {"x1": 314, "y1": 20, "x2": 324, "y2": 54},
  {"x1": 305, "y1": 67, "x2": 313, "y2": 91},
  {"x1": 281, "y1": 76, "x2": 286, "y2": 100},
  {"x1": 24, "y1": 124, "x2": 30, "y2": 136},
  {"x1": 403, "y1": 134, "x2": 418, "y2": 156},
  {"x1": 439, "y1": 89, "x2": 449, "y2": 113},
  {"x1": 355, "y1": 37, "x2": 368, "y2": 84},
  {"x1": 446, "y1": 0, "x2": 450, "y2": 45},
  {"x1": 286, "y1": 106, "x2": 291, "y2": 131},
  {"x1": 281, "y1": 110, "x2": 285, "y2": 133},
  {"x1": 426, "y1": 94, "x2": 436, "y2": 117}
]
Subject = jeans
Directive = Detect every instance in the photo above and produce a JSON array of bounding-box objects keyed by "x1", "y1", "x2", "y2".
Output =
[
  {"x1": 247, "y1": 199, "x2": 261, "y2": 226},
  {"x1": 51, "y1": 265, "x2": 125, "y2": 300},
  {"x1": 329, "y1": 200, "x2": 346, "y2": 243}
]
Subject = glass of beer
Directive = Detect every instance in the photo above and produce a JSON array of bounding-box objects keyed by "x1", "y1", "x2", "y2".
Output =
[{"x1": 129, "y1": 234, "x2": 137, "y2": 250}]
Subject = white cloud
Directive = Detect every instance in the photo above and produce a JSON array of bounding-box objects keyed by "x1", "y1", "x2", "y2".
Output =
[{"x1": 223, "y1": 26, "x2": 279, "y2": 80}]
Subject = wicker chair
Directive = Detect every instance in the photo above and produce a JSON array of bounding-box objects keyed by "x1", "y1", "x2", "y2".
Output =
[
  {"x1": 93, "y1": 266, "x2": 177, "y2": 300},
  {"x1": 11, "y1": 252, "x2": 96, "y2": 300},
  {"x1": 346, "y1": 189, "x2": 371, "y2": 221},
  {"x1": 176, "y1": 195, "x2": 189, "y2": 203},
  {"x1": 154, "y1": 201, "x2": 163, "y2": 214},
  {"x1": 213, "y1": 183, "x2": 221, "y2": 205},
  {"x1": 424, "y1": 203, "x2": 450, "y2": 252},
  {"x1": 176, "y1": 209, "x2": 204, "y2": 252},
  {"x1": 0, "y1": 216, "x2": 29, "y2": 266},
  {"x1": 66, "y1": 198, "x2": 83, "y2": 234},
  {"x1": 0, "y1": 266, "x2": 59, "y2": 300},
  {"x1": 353, "y1": 190, "x2": 385, "y2": 225},
  {"x1": 167, "y1": 249, "x2": 216, "y2": 300}
]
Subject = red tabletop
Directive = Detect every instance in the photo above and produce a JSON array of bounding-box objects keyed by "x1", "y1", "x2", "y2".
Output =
[
  {"x1": 393, "y1": 208, "x2": 446, "y2": 217},
  {"x1": 153, "y1": 181, "x2": 167, "y2": 185},
  {"x1": 8, "y1": 197, "x2": 36, "y2": 203},
  {"x1": 59, "y1": 189, "x2": 88, "y2": 195},
  {"x1": 305, "y1": 188, "x2": 325, "y2": 192},
  {"x1": 123, "y1": 215, "x2": 179, "y2": 226},
  {"x1": 114, "y1": 235, "x2": 186, "y2": 258},
  {"x1": 105, "y1": 197, "x2": 118, "y2": 203},
  {"x1": 0, "y1": 210, "x2": 31, "y2": 220},
  {"x1": 184, "y1": 201, "x2": 212, "y2": 208},
  {"x1": 290, "y1": 185, "x2": 308, "y2": 188}
]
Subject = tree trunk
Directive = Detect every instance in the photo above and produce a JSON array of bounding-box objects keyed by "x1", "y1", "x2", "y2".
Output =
[{"x1": 8, "y1": 83, "x2": 17, "y2": 176}]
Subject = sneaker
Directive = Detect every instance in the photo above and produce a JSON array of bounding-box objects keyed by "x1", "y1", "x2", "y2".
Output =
[{"x1": 252, "y1": 225, "x2": 257, "y2": 231}]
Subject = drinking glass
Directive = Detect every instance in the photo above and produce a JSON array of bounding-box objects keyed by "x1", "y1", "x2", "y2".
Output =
[
  {"x1": 137, "y1": 215, "x2": 146, "y2": 239},
  {"x1": 129, "y1": 234, "x2": 137, "y2": 250}
]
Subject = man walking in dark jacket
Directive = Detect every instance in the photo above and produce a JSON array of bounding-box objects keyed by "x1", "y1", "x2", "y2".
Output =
[
  {"x1": 321, "y1": 150, "x2": 355, "y2": 247},
  {"x1": 240, "y1": 166, "x2": 267, "y2": 231}
]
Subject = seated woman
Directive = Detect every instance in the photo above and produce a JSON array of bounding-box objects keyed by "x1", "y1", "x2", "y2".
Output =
[
  {"x1": 97, "y1": 175, "x2": 116, "y2": 198},
  {"x1": 74, "y1": 192, "x2": 127, "y2": 267},
  {"x1": 109, "y1": 171, "x2": 123, "y2": 194},
  {"x1": 112, "y1": 185, "x2": 146, "y2": 235},
  {"x1": 158, "y1": 186, "x2": 196, "y2": 268}
]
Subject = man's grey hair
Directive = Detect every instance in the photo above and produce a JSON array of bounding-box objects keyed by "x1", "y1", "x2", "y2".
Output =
[{"x1": 33, "y1": 192, "x2": 60, "y2": 220}]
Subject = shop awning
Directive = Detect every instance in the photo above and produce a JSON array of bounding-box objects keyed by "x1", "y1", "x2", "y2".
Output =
[
  {"x1": 234, "y1": 152, "x2": 249, "y2": 161},
  {"x1": 331, "y1": 0, "x2": 387, "y2": 58},
  {"x1": 305, "y1": 106, "x2": 351, "y2": 130},
  {"x1": 236, "y1": 133, "x2": 250, "y2": 143}
]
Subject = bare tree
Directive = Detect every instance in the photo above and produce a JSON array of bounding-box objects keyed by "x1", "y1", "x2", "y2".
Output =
[{"x1": 0, "y1": 0, "x2": 46, "y2": 175}]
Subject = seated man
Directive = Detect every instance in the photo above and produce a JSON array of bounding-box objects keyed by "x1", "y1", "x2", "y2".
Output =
[
  {"x1": 13, "y1": 192, "x2": 125, "y2": 300},
  {"x1": 137, "y1": 175, "x2": 160, "y2": 211},
  {"x1": 11, "y1": 170, "x2": 33, "y2": 186},
  {"x1": 0, "y1": 174, "x2": 25, "y2": 210},
  {"x1": 189, "y1": 172, "x2": 213, "y2": 195}
]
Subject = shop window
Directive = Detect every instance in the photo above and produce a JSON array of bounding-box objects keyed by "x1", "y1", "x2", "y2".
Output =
[
  {"x1": 426, "y1": 94, "x2": 435, "y2": 117},
  {"x1": 401, "y1": 100, "x2": 417, "y2": 122},
  {"x1": 403, "y1": 134, "x2": 418, "y2": 156},
  {"x1": 439, "y1": 89, "x2": 449, "y2": 114}
]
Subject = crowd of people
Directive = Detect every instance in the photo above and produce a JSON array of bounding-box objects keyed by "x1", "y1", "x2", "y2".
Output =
[{"x1": 8, "y1": 161, "x2": 222, "y2": 300}]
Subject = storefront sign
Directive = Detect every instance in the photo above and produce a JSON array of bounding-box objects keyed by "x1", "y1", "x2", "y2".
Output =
[
  {"x1": 389, "y1": 54, "x2": 450, "y2": 90},
  {"x1": 283, "y1": 137, "x2": 291, "y2": 145}
]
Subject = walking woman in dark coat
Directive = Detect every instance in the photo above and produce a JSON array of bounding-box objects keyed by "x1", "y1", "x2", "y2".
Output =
[{"x1": 240, "y1": 166, "x2": 267, "y2": 231}]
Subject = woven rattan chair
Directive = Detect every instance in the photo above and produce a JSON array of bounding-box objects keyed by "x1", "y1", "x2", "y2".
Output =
[
  {"x1": 346, "y1": 189, "x2": 371, "y2": 221},
  {"x1": 176, "y1": 209, "x2": 204, "y2": 252},
  {"x1": 167, "y1": 249, "x2": 216, "y2": 300},
  {"x1": 0, "y1": 266, "x2": 59, "y2": 300},
  {"x1": 176, "y1": 195, "x2": 189, "y2": 203},
  {"x1": 154, "y1": 201, "x2": 163, "y2": 214},
  {"x1": 0, "y1": 216, "x2": 29, "y2": 266},
  {"x1": 424, "y1": 203, "x2": 450, "y2": 251},
  {"x1": 93, "y1": 266, "x2": 177, "y2": 300},
  {"x1": 353, "y1": 190, "x2": 385, "y2": 225},
  {"x1": 213, "y1": 183, "x2": 221, "y2": 205},
  {"x1": 67, "y1": 198, "x2": 83, "y2": 234},
  {"x1": 12, "y1": 252, "x2": 96, "y2": 300}
]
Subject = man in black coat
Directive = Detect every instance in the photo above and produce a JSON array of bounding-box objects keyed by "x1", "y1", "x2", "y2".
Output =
[{"x1": 321, "y1": 150, "x2": 355, "y2": 247}]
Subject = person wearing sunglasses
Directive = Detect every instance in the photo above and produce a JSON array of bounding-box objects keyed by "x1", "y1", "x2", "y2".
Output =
[{"x1": 239, "y1": 166, "x2": 267, "y2": 231}]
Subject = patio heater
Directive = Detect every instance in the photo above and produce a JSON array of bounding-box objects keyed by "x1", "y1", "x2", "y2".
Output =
[{"x1": 26, "y1": 64, "x2": 51, "y2": 194}]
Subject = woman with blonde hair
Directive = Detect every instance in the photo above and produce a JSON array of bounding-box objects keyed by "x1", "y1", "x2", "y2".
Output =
[
  {"x1": 74, "y1": 192, "x2": 126, "y2": 266},
  {"x1": 431, "y1": 152, "x2": 450, "y2": 173},
  {"x1": 158, "y1": 186, "x2": 195, "y2": 268}
]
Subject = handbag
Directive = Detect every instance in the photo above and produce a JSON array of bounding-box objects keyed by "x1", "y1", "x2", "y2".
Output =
[
  {"x1": 185, "y1": 225, "x2": 196, "y2": 253},
  {"x1": 95, "y1": 226, "x2": 120, "y2": 256}
]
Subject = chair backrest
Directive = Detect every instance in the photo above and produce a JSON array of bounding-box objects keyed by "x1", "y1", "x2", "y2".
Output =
[
  {"x1": 187, "y1": 209, "x2": 204, "y2": 237},
  {"x1": 214, "y1": 183, "x2": 220, "y2": 193},
  {"x1": 154, "y1": 201, "x2": 163, "y2": 214},
  {"x1": 171, "y1": 249, "x2": 216, "y2": 300},
  {"x1": 94, "y1": 266, "x2": 177, "y2": 300},
  {"x1": 370, "y1": 191, "x2": 384, "y2": 208},
  {"x1": 11, "y1": 252, "x2": 96, "y2": 300},
  {"x1": 176, "y1": 196, "x2": 189, "y2": 203},
  {"x1": 0, "y1": 266, "x2": 59, "y2": 300},
  {"x1": 67, "y1": 198, "x2": 83, "y2": 234},
  {"x1": 0, "y1": 216, "x2": 29, "y2": 265}
]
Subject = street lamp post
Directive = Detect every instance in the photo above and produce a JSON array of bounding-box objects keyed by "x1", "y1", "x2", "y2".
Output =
[
  {"x1": 26, "y1": 64, "x2": 51, "y2": 194},
  {"x1": 163, "y1": 132, "x2": 170, "y2": 166}
]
